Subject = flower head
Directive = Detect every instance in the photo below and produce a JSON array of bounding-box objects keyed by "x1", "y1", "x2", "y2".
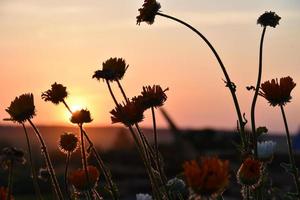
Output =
[
  {"x1": 257, "y1": 141, "x2": 276, "y2": 162},
  {"x1": 92, "y1": 57, "x2": 128, "y2": 82},
  {"x1": 166, "y1": 177, "x2": 189, "y2": 199},
  {"x1": 110, "y1": 101, "x2": 144, "y2": 126},
  {"x1": 70, "y1": 109, "x2": 93, "y2": 125},
  {"x1": 0, "y1": 187, "x2": 14, "y2": 200},
  {"x1": 5, "y1": 93, "x2": 35, "y2": 123},
  {"x1": 259, "y1": 76, "x2": 296, "y2": 106},
  {"x1": 183, "y1": 157, "x2": 230, "y2": 197},
  {"x1": 132, "y1": 85, "x2": 168, "y2": 110},
  {"x1": 257, "y1": 11, "x2": 281, "y2": 28},
  {"x1": 69, "y1": 166, "x2": 100, "y2": 191},
  {"x1": 59, "y1": 133, "x2": 79, "y2": 154},
  {"x1": 0, "y1": 147, "x2": 26, "y2": 169},
  {"x1": 237, "y1": 157, "x2": 262, "y2": 186},
  {"x1": 38, "y1": 168, "x2": 50, "y2": 182},
  {"x1": 136, "y1": 0, "x2": 161, "y2": 25},
  {"x1": 41, "y1": 82, "x2": 68, "y2": 105},
  {"x1": 136, "y1": 193, "x2": 153, "y2": 200}
]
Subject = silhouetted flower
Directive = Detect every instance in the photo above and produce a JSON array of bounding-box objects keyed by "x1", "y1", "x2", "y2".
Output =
[
  {"x1": 136, "y1": 193, "x2": 152, "y2": 200},
  {"x1": 257, "y1": 141, "x2": 276, "y2": 162},
  {"x1": 5, "y1": 94, "x2": 35, "y2": 123},
  {"x1": 41, "y1": 82, "x2": 68, "y2": 104},
  {"x1": 237, "y1": 157, "x2": 262, "y2": 186},
  {"x1": 132, "y1": 85, "x2": 168, "y2": 110},
  {"x1": 0, "y1": 187, "x2": 14, "y2": 200},
  {"x1": 69, "y1": 166, "x2": 100, "y2": 191},
  {"x1": 167, "y1": 177, "x2": 189, "y2": 199},
  {"x1": 0, "y1": 147, "x2": 26, "y2": 169},
  {"x1": 183, "y1": 157, "x2": 230, "y2": 197},
  {"x1": 38, "y1": 168, "x2": 50, "y2": 182},
  {"x1": 137, "y1": 0, "x2": 161, "y2": 25},
  {"x1": 70, "y1": 109, "x2": 93, "y2": 124},
  {"x1": 257, "y1": 11, "x2": 281, "y2": 28},
  {"x1": 110, "y1": 101, "x2": 144, "y2": 126},
  {"x1": 92, "y1": 57, "x2": 128, "y2": 82},
  {"x1": 59, "y1": 133, "x2": 79, "y2": 154},
  {"x1": 259, "y1": 76, "x2": 296, "y2": 107}
]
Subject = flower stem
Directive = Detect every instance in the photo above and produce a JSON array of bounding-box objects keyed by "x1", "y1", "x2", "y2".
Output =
[
  {"x1": 156, "y1": 12, "x2": 246, "y2": 147},
  {"x1": 106, "y1": 80, "x2": 119, "y2": 106},
  {"x1": 79, "y1": 125, "x2": 93, "y2": 197},
  {"x1": 251, "y1": 27, "x2": 267, "y2": 157},
  {"x1": 64, "y1": 152, "x2": 71, "y2": 200},
  {"x1": 27, "y1": 119, "x2": 64, "y2": 200},
  {"x1": 6, "y1": 161, "x2": 13, "y2": 200},
  {"x1": 280, "y1": 105, "x2": 300, "y2": 197},
  {"x1": 22, "y1": 123, "x2": 43, "y2": 200}
]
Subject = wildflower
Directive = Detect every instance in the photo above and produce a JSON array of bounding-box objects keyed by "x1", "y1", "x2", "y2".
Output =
[
  {"x1": 59, "y1": 133, "x2": 79, "y2": 154},
  {"x1": 70, "y1": 109, "x2": 93, "y2": 125},
  {"x1": 257, "y1": 141, "x2": 276, "y2": 162},
  {"x1": 5, "y1": 93, "x2": 35, "y2": 123},
  {"x1": 69, "y1": 166, "x2": 100, "y2": 191},
  {"x1": 41, "y1": 82, "x2": 68, "y2": 104},
  {"x1": 0, "y1": 147, "x2": 26, "y2": 169},
  {"x1": 38, "y1": 168, "x2": 50, "y2": 182},
  {"x1": 136, "y1": 193, "x2": 153, "y2": 200},
  {"x1": 110, "y1": 101, "x2": 144, "y2": 126},
  {"x1": 166, "y1": 177, "x2": 189, "y2": 199},
  {"x1": 183, "y1": 157, "x2": 230, "y2": 197},
  {"x1": 132, "y1": 85, "x2": 168, "y2": 110},
  {"x1": 257, "y1": 11, "x2": 281, "y2": 28},
  {"x1": 259, "y1": 76, "x2": 296, "y2": 107},
  {"x1": 0, "y1": 187, "x2": 13, "y2": 200},
  {"x1": 237, "y1": 158, "x2": 262, "y2": 186},
  {"x1": 137, "y1": 0, "x2": 161, "y2": 25},
  {"x1": 92, "y1": 57, "x2": 128, "y2": 82}
]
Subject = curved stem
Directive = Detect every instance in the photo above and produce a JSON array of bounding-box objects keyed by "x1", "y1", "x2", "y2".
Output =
[
  {"x1": 156, "y1": 12, "x2": 246, "y2": 146},
  {"x1": 280, "y1": 105, "x2": 300, "y2": 197},
  {"x1": 27, "y1": 119, "x2": 64, "y2": 200},
  {"x1": 64, "y1": 153, "x2": 71, "y2": 200},
  {"x1": 22, "y1": 124, "x2": 43, "y2": 200},
  {"x1": 251, "y1": 27, "x2": 267, "y2": 157},
  {"x1": 6, "y1": 161, "x2": 13, "y2": 200}
]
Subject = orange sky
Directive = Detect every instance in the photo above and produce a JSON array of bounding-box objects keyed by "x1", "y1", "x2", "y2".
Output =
[{"x1": 1, "y1": 0, "x2": 300, "y2": 133}]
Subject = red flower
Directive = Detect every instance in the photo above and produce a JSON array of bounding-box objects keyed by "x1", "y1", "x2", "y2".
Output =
[
  {"x1": 237, "y1": 158, "x2": 262, "y2": 186},
  {"x1": 69, "y1": 166, "x2": 100, "y2": 191}
]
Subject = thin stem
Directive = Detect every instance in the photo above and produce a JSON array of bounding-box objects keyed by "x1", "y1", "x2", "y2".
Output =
[
  {"x1": 6, "y1": 161, "x2": 13, "y2": 200},
  {"x1": 156, "y1": 12, "x2": 246, "y2": 146},
  {"x1": 93, "y1": 189, "x2": 102, "y2": 200},
  {"x1": 79, "y1": 125, "x2": 92, "y2": 197},
  {"x1": 251, "y1": 27, "x2": 267, "y2": 157},
  {"x1": 106, "y1": 80, "x2": 119, "y2": 106},
  {"x1": 28, "y1": 119, "x2": 64, "y2": 200},
  {"x1": 280, "y1": 105, "x2": 300, "y2": 197},
  {"x1": 64, "y1": 152, "x2": 71, "y2": 200},
  {"x1": 116, "y1": 80, "x2": 129, "y2": 103},
  {"x1": 62, "y1": 100, "x2": 72, "y2": 114},
  {"x1": 22, "y1": 123, "x2": 43, "y2": 200}
]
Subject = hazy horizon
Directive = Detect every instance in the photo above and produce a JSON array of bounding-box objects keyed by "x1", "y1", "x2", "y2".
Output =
[{"x1": 1, "y1": 0, "x2": 300, "y2": 133}]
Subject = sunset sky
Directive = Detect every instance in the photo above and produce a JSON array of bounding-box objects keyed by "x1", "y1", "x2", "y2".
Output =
[{"x1": 1, "y1": 0, "x2": 300, "y2": 133}]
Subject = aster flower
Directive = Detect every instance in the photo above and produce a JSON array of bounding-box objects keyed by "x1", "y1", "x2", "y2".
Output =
[
  {"x1": 41, "y1": 82, "x2": 68, "y2": 105},
  {"x1": 110, "y1": 101, "x2": 144, "y2": 126},
  {"x1": 92, "y1": 57, "x2": 128, "y2": 82},
  {"x1": 5, "y1": 93, "x2": 35, "y2": 123},
  {"x1": 136, "y1": 0, "x2": 161, "y2": 25},
  {"x1": 59, "y1": 133, "x2": 79, "y2": 154},
  {"x1": 132, "y1": 85, "x2": 168, "y2": 110},
  {"x1": 237, "y1": 157, "x2": 262, "y2": 187},
  {"x1": 136, "y1": 193, "x2": 153, "y2": 200},
  {"x1": 183, "y1": 157, "x2": 230, "y2": 197},
  {"x1": 69, "y1": 166, "x2": 100, "y2": 191},
  {"x1": 0, "y1": 147, "x2": 26, "y2": 169},
  {"x1": 259, "y1": 76, "x2": 296, "y2": 107},
  {"x1": 70, "y1": 109, "x2": 93, "y2": 125},
  {"x1": 257, "y1": 11, "x2": 281, "y2": 28},
  {"x1": 257, "y1": 141, "x2": 276, "y2": 162}
]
